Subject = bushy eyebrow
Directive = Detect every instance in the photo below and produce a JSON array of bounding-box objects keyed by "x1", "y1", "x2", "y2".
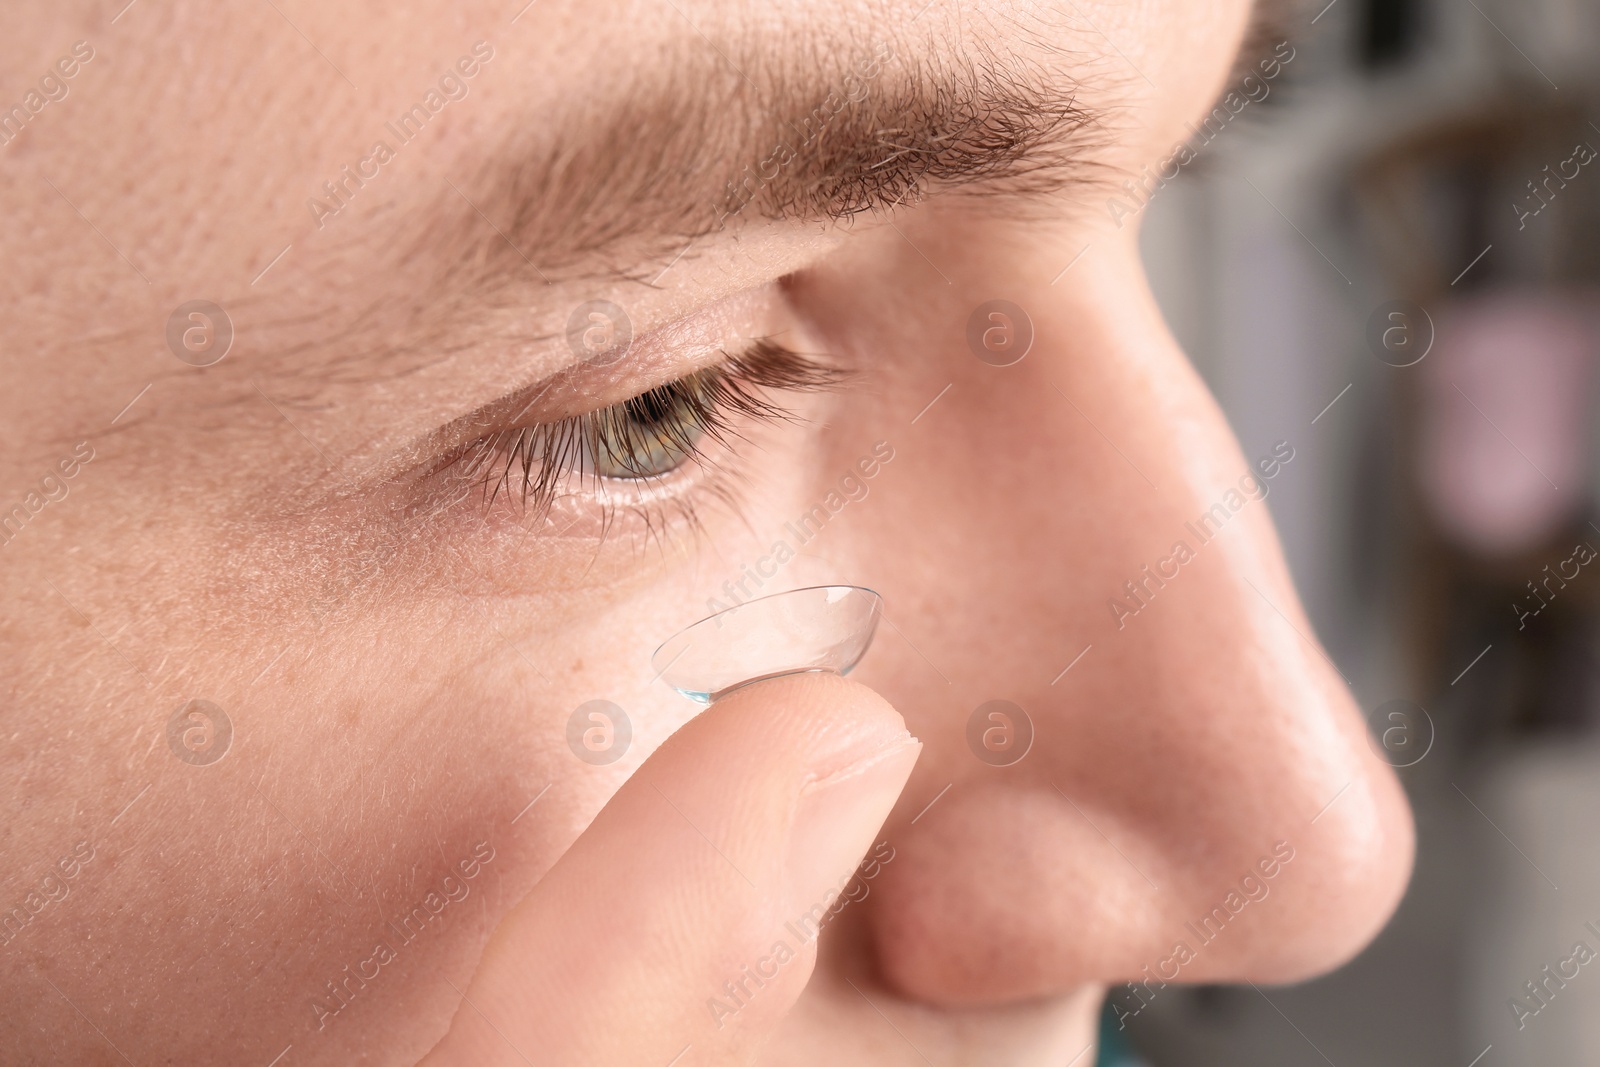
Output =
[
  {"x1": 425, "y1": 33, "x2": 1106, "y2": 294},
  {"x1": 241, "y1": 24, "x2": 1116, "y2": 398}
]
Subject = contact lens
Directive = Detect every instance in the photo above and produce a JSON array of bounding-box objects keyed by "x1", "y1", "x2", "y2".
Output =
[{"x1": 650, "y1": 585, "x2": 883, "y2": 703}]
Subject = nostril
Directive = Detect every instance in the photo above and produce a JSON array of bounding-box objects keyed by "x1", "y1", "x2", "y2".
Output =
[{"x1": 864, "y1": 737, "x2": 1414, "y2": 1006}]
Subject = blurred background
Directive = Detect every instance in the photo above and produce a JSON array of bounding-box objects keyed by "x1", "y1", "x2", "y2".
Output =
[{"x1": 1102, "y1": 0, "x2": 1600, "y2": 1063}]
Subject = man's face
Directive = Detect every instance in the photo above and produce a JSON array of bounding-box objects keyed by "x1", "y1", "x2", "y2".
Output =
[{"x1": 0, "y1": 1, "x2": 1413, "y2": 1063}]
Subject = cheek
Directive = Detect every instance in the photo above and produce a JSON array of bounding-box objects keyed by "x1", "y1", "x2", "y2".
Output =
[{"x1": 33, "y1": 563, "x2": 714, "y2": 1062}]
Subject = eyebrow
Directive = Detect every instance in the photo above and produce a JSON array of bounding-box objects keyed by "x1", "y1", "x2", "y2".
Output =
[
  {"x1": 425, "y1": 31, "x2": 1106, "y2": 295},
  {"x1": 262, "y1": 9, "x2": 1288, "y2": 399}
]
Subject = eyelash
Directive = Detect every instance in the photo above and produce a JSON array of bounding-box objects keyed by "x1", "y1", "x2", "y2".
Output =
[{"x1": 448, "y1": 339, "x2": 847, "y2": 523}]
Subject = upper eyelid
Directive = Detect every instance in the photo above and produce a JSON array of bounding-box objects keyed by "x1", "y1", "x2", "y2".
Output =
[
  {"x1": 413, "y1": 342, "x2": 736, "y2": 474},
  {"x1": 450, "y1": 310, "x2": 810, "y2": 445},
  {"x1": 473, "y1": 323, "x2": 814, "y2": 437},
  {"x1": 355, "y1": 286, "x2": 804, "y2": 498}
]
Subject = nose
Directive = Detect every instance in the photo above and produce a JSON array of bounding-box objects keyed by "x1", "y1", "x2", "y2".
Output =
[{"x1": 835, "y1": 234, "x2": 1415, "y2": 1005}]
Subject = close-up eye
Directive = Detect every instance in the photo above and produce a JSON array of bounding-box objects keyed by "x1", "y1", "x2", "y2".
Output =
[
  {"x1": 585, "y1": 372, "x2": 723, "y2": 480},
  {"x1": 444, "y1": 338, "x2": 849, "y2": 524}
]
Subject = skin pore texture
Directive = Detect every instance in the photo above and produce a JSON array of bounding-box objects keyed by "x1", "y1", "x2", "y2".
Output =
[{"x1": 0, "y1": 1, "x2": 1414, "y2": 1064}]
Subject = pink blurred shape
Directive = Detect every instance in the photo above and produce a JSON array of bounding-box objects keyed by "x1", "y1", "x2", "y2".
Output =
[{"x1": 1419, "y1": 291, "x2": 1596, "y2": 557}]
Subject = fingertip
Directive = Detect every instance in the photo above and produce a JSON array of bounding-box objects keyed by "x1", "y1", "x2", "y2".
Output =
[{"x1": 706, "y1": 670, "x2": 913, "y2": 781}]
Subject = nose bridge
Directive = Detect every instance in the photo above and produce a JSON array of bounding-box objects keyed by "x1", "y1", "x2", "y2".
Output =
[
  {"x1": 1019, "y1": 262, "x2": 1361, "y2": 815},
  {"x1": 845, "y1": 246, "x2": 1363, "y2": 842}
]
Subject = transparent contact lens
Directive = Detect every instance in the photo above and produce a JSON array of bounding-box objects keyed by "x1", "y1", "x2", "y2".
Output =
[{"x1": 650, "y1": 585, "x2": 883, "y2": 703}]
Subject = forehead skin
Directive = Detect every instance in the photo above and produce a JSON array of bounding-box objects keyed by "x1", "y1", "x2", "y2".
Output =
[
  {"x1": 0, "y1": 1, "x2": 1291, "y2": 1065},
  {"x1": 1, "y1": 1, "x2": 1239, "y2": 507}
]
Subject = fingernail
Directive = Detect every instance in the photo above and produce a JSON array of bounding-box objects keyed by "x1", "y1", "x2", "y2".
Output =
[{"x1": 785, "y1": 734, "x2": 920, "y2": 915}]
